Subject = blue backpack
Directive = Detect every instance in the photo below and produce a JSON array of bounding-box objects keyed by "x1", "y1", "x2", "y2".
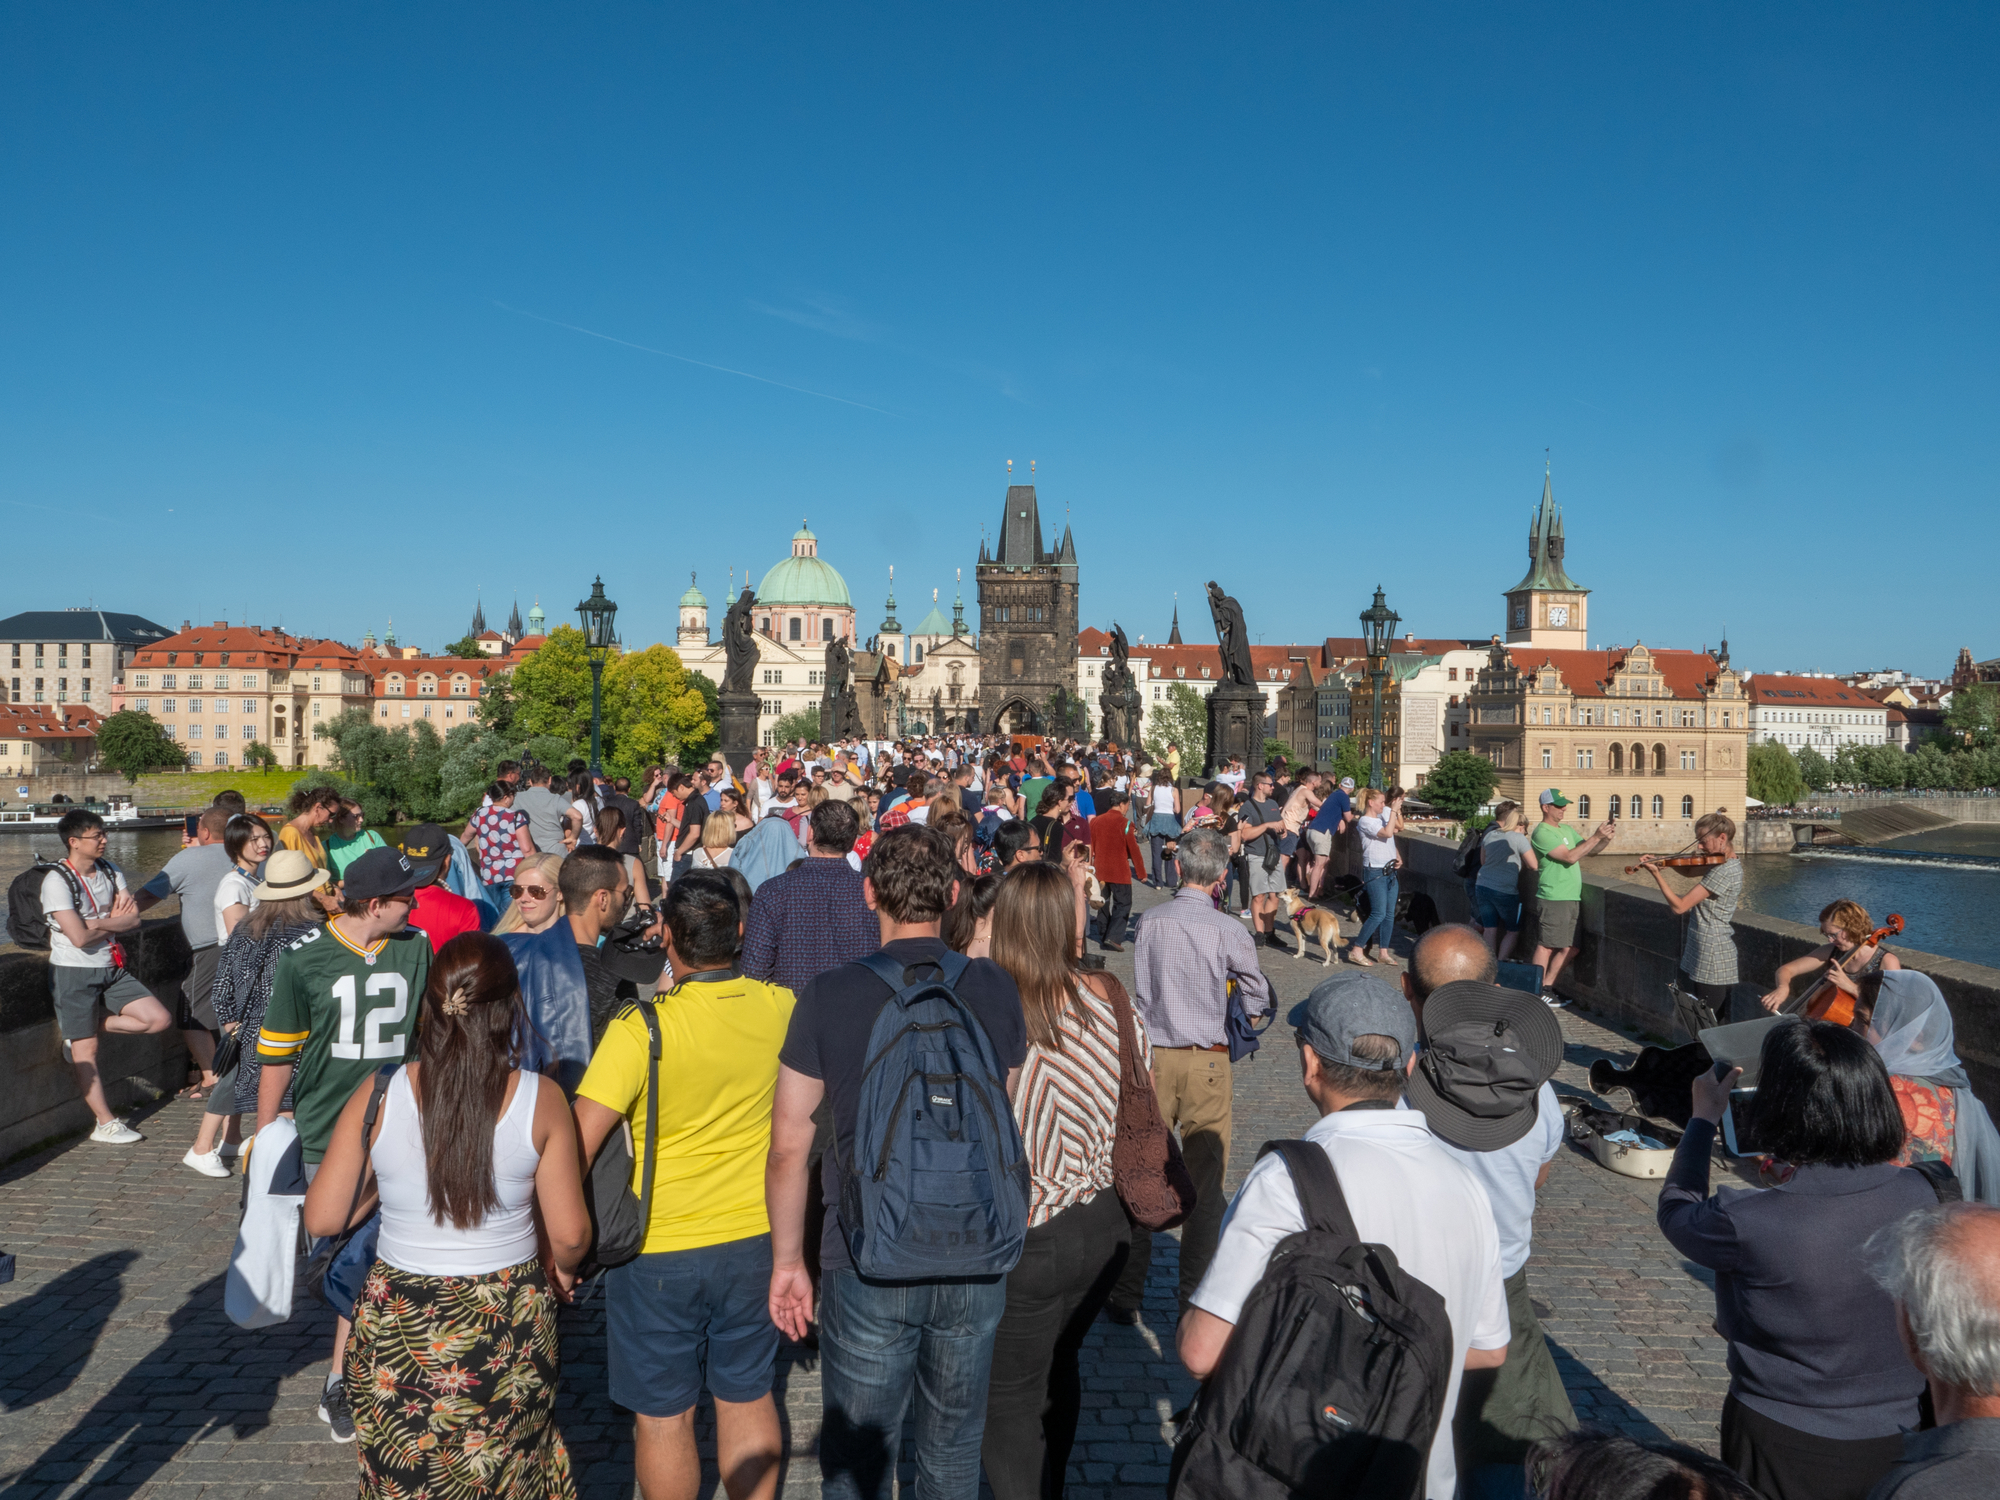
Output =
[{"x1": 839, "y1": 950, "x2": 1031, "y2": 1279}]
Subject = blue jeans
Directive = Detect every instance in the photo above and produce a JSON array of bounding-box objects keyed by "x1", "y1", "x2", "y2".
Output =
[
  {"x1": 1355, "y1": 867, "x2": 1399, "y2": 953},
  {"x1": 819, "y1": 1267, "x2": 1008, "y2": 1500}
]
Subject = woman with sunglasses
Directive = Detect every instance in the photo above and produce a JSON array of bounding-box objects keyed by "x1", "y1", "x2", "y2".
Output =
[{"x1": 493, "y1": 854, "x2": 566, "y2": 936}]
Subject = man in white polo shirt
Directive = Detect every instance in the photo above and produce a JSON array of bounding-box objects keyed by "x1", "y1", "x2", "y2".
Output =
[{"x1": 1178, "y1": 971, "x2": 1510, "y2": 1500}]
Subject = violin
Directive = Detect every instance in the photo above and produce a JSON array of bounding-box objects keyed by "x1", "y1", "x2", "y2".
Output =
[
  {"x1": 1626, "y1": 840, "x2": 1728, "y2": 877},
  {"x1": 1782, "y1": 914, "x2": 1904, "y2": 1029}
]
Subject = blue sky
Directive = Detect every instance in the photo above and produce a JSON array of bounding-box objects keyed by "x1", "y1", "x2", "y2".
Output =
[{"x1": 4, "y1": 5, "x2": 1995, "y2": 674}]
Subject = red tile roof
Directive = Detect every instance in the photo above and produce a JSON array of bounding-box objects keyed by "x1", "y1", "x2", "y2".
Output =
[
  {"x1": 0, "y1": 703, "x2": 103, "y2": 740},
  {"x1": 1507, "y1": 647, "x2": 1725, "y2": 700},
  {"x1": 1745, "y1": 675, "x2": 1883, "y2": 710},
  {"x1": 131, "y1": 625, "x2": 310, "y2": 666},
  {"x1": 361, "y1": 656, "x2": 495, "y2": 697}
]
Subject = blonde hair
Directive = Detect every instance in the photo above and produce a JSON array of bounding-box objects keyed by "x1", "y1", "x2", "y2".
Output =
[
  {"x1": 491, "y1": 853, "x2": 564, "y2": 934},
  {"x1": 1820, "y1": 898, "x2": 1873, "y2": 945},
  {"x1": 701, "y1": 812, "x2": 738, "y2": 850},
  {"x1": 1493, "y1": 800, "x2": 1521, "y2": 831},
  {"x1": 1694, "y1": 811, "x2": 1737, "y2": 845}
]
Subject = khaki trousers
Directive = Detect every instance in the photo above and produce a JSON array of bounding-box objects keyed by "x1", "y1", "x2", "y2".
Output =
[{"x1": 1110, "y1": 1046, "x2": 1233, "y2": 1315}]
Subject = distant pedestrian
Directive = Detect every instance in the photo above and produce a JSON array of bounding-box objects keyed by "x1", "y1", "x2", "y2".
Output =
[
  {"x1": 514, "y1": 764, "x2": 572, "y2": 857},
  {"x1": 325, "y1": 798, "x2": 386, "y2": 879},
  {"x1": 1345, "y1": 787, "x2": 1400, "y2": 967},
  {"x1": 469, "y1": 781, "x2": 534, "y2": 902},
  {"x1": 1087, "y1": 789, "x2": 1146, "y2": 952},
  {"x1": 1474, "y1": 802, "x2": 1539, "y2": 961},
  {"x1": 742, "y1": 800, "x2": 874, "y2": 998},
  {"x1": 1303, "y1": 775, "x2": 1355, "y2": 899},
  {"x1": 687, "y1": 812, "x2": 738, "y2": 871},
  {"x1": 559, "y1": 845, "x2": 638, "y2": 1043},
  {"x1": 135, "y1": 804, "x2": 235, "y2": 1101},
  {"x1": 397, "y1": 823, "x2": 484, "y2": 953},
  {"x1": 280, "y1": 785, "x2": 339, "y2": 868},
  {"x1": 1236, "y1": 771, "x2": 1289, "y2": 951},
  {"x1": 1636, "y1": 811, "x2": 1739, "y2": 1025}
]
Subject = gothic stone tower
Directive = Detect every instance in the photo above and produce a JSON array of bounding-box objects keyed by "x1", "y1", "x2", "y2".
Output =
[
  {"x1": 1503, "y1": 469, "x2": 1590, "y2": 650},
  {"x1": 976, "y1": 484, "x2": 1079, "y2": 734}
]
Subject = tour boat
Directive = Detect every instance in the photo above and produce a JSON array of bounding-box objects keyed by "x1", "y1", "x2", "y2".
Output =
[{"x1": 0, "y1": 795, "x2": 185, "y2": 832}]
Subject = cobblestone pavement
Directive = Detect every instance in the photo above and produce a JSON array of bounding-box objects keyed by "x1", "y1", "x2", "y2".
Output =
[{"x1": 0, "y1": 885, "x2": 1732, "y2": 1498}]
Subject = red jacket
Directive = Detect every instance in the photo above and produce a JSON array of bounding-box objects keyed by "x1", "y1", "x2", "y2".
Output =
[{"x1": 1089, "y1": 810, "x2": 1147, "y2": 886}]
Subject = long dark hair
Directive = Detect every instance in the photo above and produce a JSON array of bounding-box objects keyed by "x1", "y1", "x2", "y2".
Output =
[
  {"x1": 417, "y1": 933, "x2": 530, "y2": 1229},
  {"x1": 990, "y1": 862, "x2": 1094, "y2": 1053},
  {"x1": 1748, "y1": 1018, "x2": 1907, "y2": 1167}
]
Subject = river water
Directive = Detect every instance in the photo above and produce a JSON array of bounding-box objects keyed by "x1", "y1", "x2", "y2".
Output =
[{"x1": 1586, "y1": 823, "x2": 2000, "y2": 972}]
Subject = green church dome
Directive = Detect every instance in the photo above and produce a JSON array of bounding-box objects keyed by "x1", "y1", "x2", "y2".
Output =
[
  {"x1": 680, "y1": 572, "x2": 708, "y2": 608},
  {"x1": 758, "y1": 524, "x2": 851, "y2": 608}
]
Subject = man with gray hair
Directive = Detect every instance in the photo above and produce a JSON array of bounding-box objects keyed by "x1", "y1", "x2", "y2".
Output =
[
  {"x1": 1106, "y1": 826, "x2": 1271, "y2": 1323},
  {"x1": 1866, "y1": 1202, "x2": 2000, "y2": 1497}
]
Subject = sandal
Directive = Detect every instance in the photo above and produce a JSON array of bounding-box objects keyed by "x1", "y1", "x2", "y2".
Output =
[{"x1": 182, "y1": 1083, "x2": 213, "y2": 1102}]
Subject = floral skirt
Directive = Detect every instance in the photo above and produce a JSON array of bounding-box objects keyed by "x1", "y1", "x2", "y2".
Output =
[{"x1": 346, "y1": 1257, "x2": 575, "y2": 1500}]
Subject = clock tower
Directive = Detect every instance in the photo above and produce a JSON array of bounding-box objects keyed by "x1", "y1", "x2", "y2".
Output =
[{"x1": 1503, "y1": 468, "x2": 1589, "y2": 649}]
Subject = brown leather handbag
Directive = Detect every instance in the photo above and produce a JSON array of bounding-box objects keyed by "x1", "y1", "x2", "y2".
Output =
[{"x1": 1100, "y1": 973, "x2": 1197, "y2": 1231}]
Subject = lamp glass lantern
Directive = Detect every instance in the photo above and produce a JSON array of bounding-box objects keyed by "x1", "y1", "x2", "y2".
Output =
[{"x1": 576, "y1": 577, "x2": 619, "y2": 771}]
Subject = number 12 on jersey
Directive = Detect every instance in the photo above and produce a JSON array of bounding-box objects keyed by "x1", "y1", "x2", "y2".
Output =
[{"x1": 329, "y1": 972, "x2": 411, "y2": 1060}]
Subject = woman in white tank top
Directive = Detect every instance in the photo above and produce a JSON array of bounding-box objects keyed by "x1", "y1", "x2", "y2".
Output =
[{"x1": 305, "y1": 932, "x2": 589, "y2": 1498}]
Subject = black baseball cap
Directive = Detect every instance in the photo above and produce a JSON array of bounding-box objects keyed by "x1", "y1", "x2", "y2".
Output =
[
  {"x1": 341, "y1": 847, "x2": 424, "y2": 902},
  {"x1": 396, "y1": 823, "x2": 451, "y2": 878},
  {"x1": 1405, "y1": 980, "x2": 1564, "y2": 1151}
]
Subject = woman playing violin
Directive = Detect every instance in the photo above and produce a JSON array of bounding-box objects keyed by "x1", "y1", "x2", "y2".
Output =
[
  {"x1": 1637, "y1": 812, "x2": 1741, "y2": 1022},
  {"x1": 1759, "y1": 898, "x2": 1901, "y2": 1018}
]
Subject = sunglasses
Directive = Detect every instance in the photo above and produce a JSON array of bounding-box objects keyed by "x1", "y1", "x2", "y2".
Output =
[{"x1": 509, "y1": 883, "x2": 554, "y2": 900}]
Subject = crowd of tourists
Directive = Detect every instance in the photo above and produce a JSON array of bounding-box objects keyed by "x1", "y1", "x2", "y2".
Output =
[{"x1": 30, "y1": 732, "x2": 2000, "y2": 1500}]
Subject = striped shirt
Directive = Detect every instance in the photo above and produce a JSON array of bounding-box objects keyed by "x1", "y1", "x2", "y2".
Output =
[{"x1": 1015, "y1": 974, "x2": 1151, "y2": 1226}]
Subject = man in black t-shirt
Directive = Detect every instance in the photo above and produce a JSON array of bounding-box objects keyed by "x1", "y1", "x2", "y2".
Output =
[
  {"x1": 558, "y1": 846, "x2": 638, "y2": 1044},
  {"x1": 767, "y1": 825, "x2": 1028, "y2": 1498}
]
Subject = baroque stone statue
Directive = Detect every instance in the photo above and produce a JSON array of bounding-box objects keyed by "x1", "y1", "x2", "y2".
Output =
[
  {"x1": 721, "y1": 588, "x2": 759, "y2": 694},
  {"x1": 1207, "y1": 580, "x2": 1255, "y2": 688},
  {"x1": 1098, "y1": 622, "x2": 1143, "y2": 746}
]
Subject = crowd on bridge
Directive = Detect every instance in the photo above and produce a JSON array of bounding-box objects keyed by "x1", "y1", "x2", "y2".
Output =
[{"x1": 22, "y1": 729, "x2": 2000, "y2": 1500}]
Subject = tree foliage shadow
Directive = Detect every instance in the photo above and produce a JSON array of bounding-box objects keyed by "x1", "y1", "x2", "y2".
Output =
[{"x1": 0, "y1": 1249, "x2": 140, "y2": 1413}]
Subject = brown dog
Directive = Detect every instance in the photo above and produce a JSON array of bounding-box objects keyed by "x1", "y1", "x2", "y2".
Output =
[{"x1": 1282, "y1": 890, "x2": 1344, "y2": 966}]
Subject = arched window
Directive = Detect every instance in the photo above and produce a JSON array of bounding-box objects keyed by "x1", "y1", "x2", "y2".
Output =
[
  {"x1": 1653, "y1": 743, "x2": 1667, "y2": 772},
  {"x1": 1577, "y1": 795, "x2": 1591, "y2": 820},
  {"x1": 1609, "y1": 794, "x2": 1622, "y2": 819},
  {"x1": 1652, "y1": 795, "x2": 1665, "y2": 818},
  {"x1": 1631, "y1": 743, "x2": 1644, "y2": 772},
  {"x1": 789, "y1": 618, "x2": 802, "y2": 641},
  {"x1": 1681, "y1": 795, "x2": 1694, "y2": 818},
  {"x1": 1609, "y1": 743, "x2": 1623, "y2": 772}
]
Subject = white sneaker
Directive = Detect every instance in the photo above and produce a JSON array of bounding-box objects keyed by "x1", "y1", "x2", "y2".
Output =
[
  {"x1": 182, "y1": 1147, "x2": 230, "y2": 1178},
  {"x1": 90, "y1": 1118, "x2": 144, "y2": 1145}
]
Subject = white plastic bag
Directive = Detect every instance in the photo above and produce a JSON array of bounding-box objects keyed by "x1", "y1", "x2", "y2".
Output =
[{"x1": 225, "y1": 1117, "x2": 303, "y2": 1328}]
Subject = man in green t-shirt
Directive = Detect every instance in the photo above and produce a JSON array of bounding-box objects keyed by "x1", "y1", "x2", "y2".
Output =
[
  {"x1": 1527, "y1": 789, "x2": 1615, "y2": 1007},
  {"x1": 255, "y1": 845, "x2": 430, "y2": 1444}
]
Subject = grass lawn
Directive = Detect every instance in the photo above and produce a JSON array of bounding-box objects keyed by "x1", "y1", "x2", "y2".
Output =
[{"x1": 130, "y1": 766, "x2": 308, "y2": 809}]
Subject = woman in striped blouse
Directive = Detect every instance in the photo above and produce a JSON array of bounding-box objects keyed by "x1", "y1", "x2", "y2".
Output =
[{"x1": 980, "y1": 862, "x2": 1155, "y2": 1500}]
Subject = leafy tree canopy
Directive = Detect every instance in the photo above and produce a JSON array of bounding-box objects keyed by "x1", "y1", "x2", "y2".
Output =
[
  {"x1": 1323, "y1": 734, "x2": 1373, "y2": 791},
  {"x1": 96, "y1": 710, "x2": 189, "y2": 779},
  {"x1": 1796, "y1": 745, "x2": 1834, "y2": 792},
  {"x1": 1945, "y1": 683, "x2": 1998, "y2": 748},
  {"x1": 1747, "y1": 741, "x2": 1807, "y2": 806},
  {"x1": 442, "y1": 635, "x2": 490, "y2": 660},
  {"x1": 771, "y1": 707, "x2": 823, "y2": 747},
  {"x1": 1144, "y1": 682, "x2": 1207, "y2": 771},
  {"x1": 1418, "y1": 750, "x2": 1498, "y2": 819}
]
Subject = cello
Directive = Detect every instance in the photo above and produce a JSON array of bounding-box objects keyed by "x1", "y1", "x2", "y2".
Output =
[{"x1": 1780, "y1": 914, "x2": 1905, "y2": 1029}]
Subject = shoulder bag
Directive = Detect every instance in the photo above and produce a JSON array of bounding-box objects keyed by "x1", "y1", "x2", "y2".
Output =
[{"x1": 1103, "y1": 973, "x2": 1197, "y2": 1231}]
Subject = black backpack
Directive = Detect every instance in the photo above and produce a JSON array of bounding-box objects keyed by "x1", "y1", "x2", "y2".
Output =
[
  {"x1": 6, "y1": 856, "x2": 115, "y2": 950},
  {"x1": 1454, "y1": 825, "x2": 1486, "y2": 879},
  {"x1": 579, "y1": 995, "x2": 663, "y2": 1276},
  {"x1": 1169, "y1": 1140, "x2": 1454, "y2": 1500}
]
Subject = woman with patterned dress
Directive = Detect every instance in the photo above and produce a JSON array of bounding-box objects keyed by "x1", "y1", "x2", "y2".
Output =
[
  {"x1": 305, "y1": 933, "x2": 590, "y2": 1499},
  {"x1": 470, "y1": 782, "x2": 534, "y2": 902},
  {"x1": 1862, "y1": 969, "x2": 2000, "y2": 1198},
  {"x1": 1637, "y1": 811, "x2": 1741, "y2": 1026},
  {"x1": 980, "y1": 862, "x2": 1154, "y2": 1500}
]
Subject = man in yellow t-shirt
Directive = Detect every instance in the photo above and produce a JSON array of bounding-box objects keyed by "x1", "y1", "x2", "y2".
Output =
[{"x1": 574, "y1": 870, "x2": 794, "y2": 1500}]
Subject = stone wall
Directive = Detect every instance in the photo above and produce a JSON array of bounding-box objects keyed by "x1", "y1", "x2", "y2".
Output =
[
  {"x1": 1812, "y1": 795, "x2": 2000, "y2": 824},
  {"x1": 1386, "y1": 830, "x2": 2000, "y2": 1109},
  {"x1": 0, "y1": 917, "x2": 194, "y2": 1161}
]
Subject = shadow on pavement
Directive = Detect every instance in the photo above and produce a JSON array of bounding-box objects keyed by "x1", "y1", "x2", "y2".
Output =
[
  {"x1": 0, "y1": 1249, "x2": 140, "y2": 1413},
  {"x1": 0, "y1": 1271, "x2": 322, "y2": 1498}
]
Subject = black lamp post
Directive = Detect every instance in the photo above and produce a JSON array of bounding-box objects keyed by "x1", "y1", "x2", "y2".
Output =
[
  {"x1": 1359, "y1": 585, "x2": 1400, "y2": 791},
  {"x1": 576, "y1": 577, "x2": 619, "y2": 773}
]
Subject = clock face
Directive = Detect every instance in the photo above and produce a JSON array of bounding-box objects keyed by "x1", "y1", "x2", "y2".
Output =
[
  {"x1": 1512, "y1": 604, "x2": 1527, "y2": 628},
  {"x1": 1548, "y1": 605, "x2": 1570, "y2": 627}
]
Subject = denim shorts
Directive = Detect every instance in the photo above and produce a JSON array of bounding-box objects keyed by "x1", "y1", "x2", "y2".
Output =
[
  {"x1": 607, "y1": 1233, "x2": 777, "y2": 1416},
  {"x1": 1474, "y1": 886, "x2": 1524, "y2": 933}
]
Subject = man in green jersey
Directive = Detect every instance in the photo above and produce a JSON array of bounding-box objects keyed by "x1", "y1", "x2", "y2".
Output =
[
  {"x1": 255, "y1": 845, "x2": 430, "y2": 1443},
  {"x1": 1527, "y1": 789, "x2": 1616, "y2": 1007}
]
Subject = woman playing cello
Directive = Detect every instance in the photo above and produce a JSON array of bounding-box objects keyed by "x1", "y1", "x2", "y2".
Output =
[{"x1": 1759, "y1": 898, "x2": 1902, "y2": 1018}]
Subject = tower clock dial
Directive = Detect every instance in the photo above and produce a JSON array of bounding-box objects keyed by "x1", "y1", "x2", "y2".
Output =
[
  {"x1": 1548, "y1": 605, "x2": 1570, "y2": 627},
  {"x1": 1512, "y1": 604, "x2": 1527, "y2": 628}
]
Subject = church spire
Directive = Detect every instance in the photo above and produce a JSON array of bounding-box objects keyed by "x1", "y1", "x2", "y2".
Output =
[
  {"x1": 951, "y1": 569, "x2": 966, "y2": 637},
  {"x1": 470, "y1": 593, "x2": 487, "y2": 636},
  {"x1": 506, "y1": 597, "x2": 523, "y2": 638},
  {"x1": 1168, "y1": 595, "x2": 1183, "y2": 646}
]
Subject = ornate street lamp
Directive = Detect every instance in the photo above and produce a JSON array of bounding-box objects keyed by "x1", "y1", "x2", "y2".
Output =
[
  {"x1": 576, "y1": 577, "x2": 619, "y2": 772},
  {"x1": 1359, "y1": 585, "x2": 1400, "y2": 790}
]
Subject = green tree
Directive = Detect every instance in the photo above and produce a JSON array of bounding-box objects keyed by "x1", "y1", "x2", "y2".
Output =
[
  {"x1": 1857, "y1": 743, "x2": 1908, "y2": 789},
  {"x1": 771, "y1": 707, "x2": 823, "y2": 746},
  {"x1": 1418, "y1": 750, "x2": 1499, "y2": 819},
  {"x1": 476, "y1": 676, "x2": 517, "y2": 735},
  {"x1": 1796, "y1": 744, "x2": 1834, "y2": 791},
  {"x1": 313, "y1": 708, "x2": 414, "y2": 823},
  {"x1": 437, "y1": 723, "x2": 516, "y2": 820},
  {"x1": 1262, "y1": 739, "x2": 1295, "y2": 770},
  {"x1": 1144, "y1": 682, "x2": 1207, "y2": 770},
  {"x1": 95, "y1": 710, "x2": 191, "y2": 778},
  {"x1": 442, "y1": 635, "x2": 490, "y2": 660},
  {"x1": 1945, "y1": 684, "x2": 1998, "y2": 748},
  {"x1": 241, "y1": 741, "x2": 279, "y2": 770},
  {"x1": 1909, "y1": 741, "x2": 1954, "y2": 790},
  {"x1": 682, "y1": 675, "x2": 721, "y2": 764},
  {"x1": 1325, "y1": 734, "x2": 1373, "y2": 789},
  {"x1": 509, "y1": 625, "x2": 595, "y2": 747},
  {"x1": 603, "y1": 645, "x2": 714, "y2": 778},
  {"x1": 1747, "y1": 741, "x2": 1806, "y2": 806}
]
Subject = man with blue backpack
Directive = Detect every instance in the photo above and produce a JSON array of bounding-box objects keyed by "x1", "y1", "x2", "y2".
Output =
[{"x1": 767, "y1": 823, "x2": 1031, "y2": 1500}]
